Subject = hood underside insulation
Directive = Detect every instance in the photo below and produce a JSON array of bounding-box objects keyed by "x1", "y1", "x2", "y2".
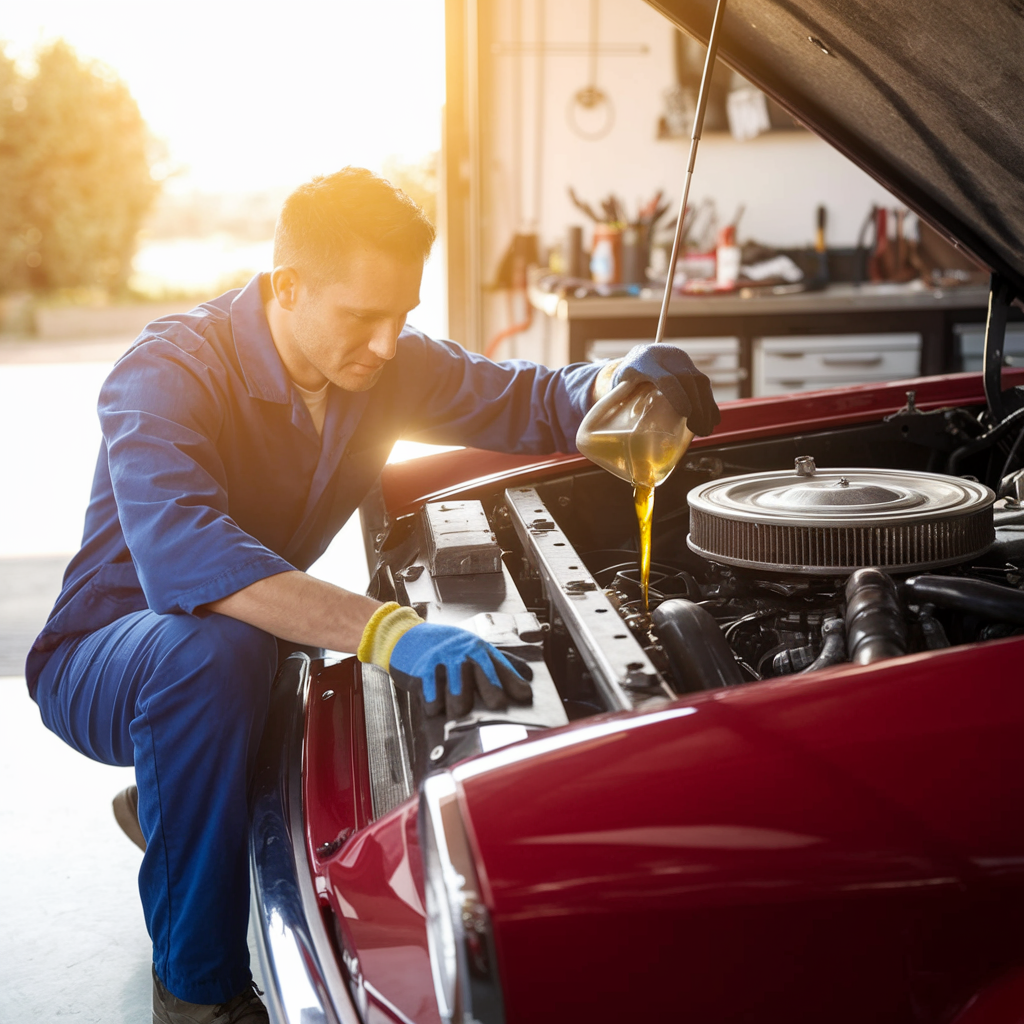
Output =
[{"x1": 645, "y1": 0, "x2": 1024, "y2": 296}]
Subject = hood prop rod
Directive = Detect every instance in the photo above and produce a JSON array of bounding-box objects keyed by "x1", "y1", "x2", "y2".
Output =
[
  {"x1": 654, "y1": 0, "x2": 728, "y2": 345},
  {"x1": 983, "y1": 272, "x2": 1023, "y2": 424}
]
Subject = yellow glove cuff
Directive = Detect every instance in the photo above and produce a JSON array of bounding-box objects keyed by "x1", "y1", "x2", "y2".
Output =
[{"x1": 357, "y1": 601, "x2": 425, "y2": 671}]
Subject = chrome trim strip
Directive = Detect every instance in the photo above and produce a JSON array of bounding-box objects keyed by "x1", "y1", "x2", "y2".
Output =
[
  {"x1": 504, "y1": 486, "x2": 672, "y2": 710},
  {"x1": 361, "y1": 664, "x2": 413, "y2": 819},
  {"x1": 249, "y1": 653, "x2": 362, "y2": 1024},
  {"x1": 420, "y1": 771, "x2": 505, "y2": 1024}
]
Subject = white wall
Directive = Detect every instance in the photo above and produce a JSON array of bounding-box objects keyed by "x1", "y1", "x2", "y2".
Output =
[{"x1": 478, "y1": 0, "x2": 901, "y2": 361}]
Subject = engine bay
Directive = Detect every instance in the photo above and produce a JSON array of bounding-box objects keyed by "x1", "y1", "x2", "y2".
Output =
[{"x1": 363, "y1": 394, "x2": 1024, "y2": 800}]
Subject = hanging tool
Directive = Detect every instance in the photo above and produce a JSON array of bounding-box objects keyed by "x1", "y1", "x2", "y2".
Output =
[
  {"x1": 653, "y1": 0, "x2": 729, "y2": 346},
  {"x1": 568, "y1": 0, "x2": 615, "y2": 140},
  {"x1": 638, "y1": 190, "x2": 664, "y2": 225},
  {"x1": 891, "y1": 209, "x2": 919, "y2": 282},
  {"x1": 854, "y1": 204, "x2": 876, "y2": 285},
  {"x1": 730, "y1": 202, "x2": 746, "y2": 236},
  {"x1": 808, "y1": 204, "x2": 829, "y2": 291},
  {"x1": 868, "y1": 207, "x2": 892, "y2": 282},
  {"x1": 568, "y1": 186, "x2": 602, "y2": 222}
]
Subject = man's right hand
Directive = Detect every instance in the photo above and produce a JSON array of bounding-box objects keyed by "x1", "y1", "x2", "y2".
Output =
[
  {"x1": 389, "y1": 621, "x2": 533, "y2": 718},
  {"x1": 358, "y1": 602, "x2": 533, "y2": 718}
]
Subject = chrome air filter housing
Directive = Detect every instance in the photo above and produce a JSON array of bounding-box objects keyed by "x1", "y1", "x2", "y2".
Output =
[{"x1": 687, "y1": 457, "x2": 995, "y2": 575}]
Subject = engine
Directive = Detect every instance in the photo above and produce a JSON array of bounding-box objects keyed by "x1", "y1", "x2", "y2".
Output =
[
  {"x1": 364, "y1": 397, "x2": 1024, "y2": 794},
  {"x1": 647, "y1": 457, "x2": 1000, "y2": 685},
  {"x1": 489, "y1": 401, "x2": 1024, "y2": 708}
]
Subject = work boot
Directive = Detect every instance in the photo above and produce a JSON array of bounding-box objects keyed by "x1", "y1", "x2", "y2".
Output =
[
  {"x1": 152, "y1": 966, "x2": 269, "y2": 1023},
  {"x1": 112, "y1": 785, "x2": 146, "y2": 852}
]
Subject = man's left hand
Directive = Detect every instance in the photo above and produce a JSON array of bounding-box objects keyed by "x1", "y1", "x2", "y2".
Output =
[{"x1": 609, "y1": 343, "x2": 721, "y2": 436}]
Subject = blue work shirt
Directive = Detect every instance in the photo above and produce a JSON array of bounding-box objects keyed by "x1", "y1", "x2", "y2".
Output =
[{"x1": 27, "y1": 274, "x2": 601, "y2": 691}]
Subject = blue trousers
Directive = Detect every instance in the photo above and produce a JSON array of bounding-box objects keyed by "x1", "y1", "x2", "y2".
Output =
[{"x1": 33, "y1": 609, "x2": 279, "y2": 1004}]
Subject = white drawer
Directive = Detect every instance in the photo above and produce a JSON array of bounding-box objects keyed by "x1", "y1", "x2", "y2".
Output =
[
  {"x1": 590, "y1": 337, "x2": 740, "y2": 373},
  {"x1": 758, "y1": 374, "x2": 907, "y2": 397},
  {"x1": 755, "y1": 334, "x2": 920, "y2": 387},
  {"x1": 759, "y1": 334, "x2": 921, "y2": 355},
  {"x1": 957, "y1": 325, "x2": 1024, "y2": 373}
]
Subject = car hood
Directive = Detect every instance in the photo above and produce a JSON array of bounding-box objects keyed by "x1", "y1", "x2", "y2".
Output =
[{"x1": 645, "y1": 0, "x2": 1024, "y2": 295}]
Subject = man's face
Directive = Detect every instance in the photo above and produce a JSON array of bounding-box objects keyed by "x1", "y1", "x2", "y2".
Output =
[{"x1": 287, "y1": 247, "x2": 423, "y2": 392}]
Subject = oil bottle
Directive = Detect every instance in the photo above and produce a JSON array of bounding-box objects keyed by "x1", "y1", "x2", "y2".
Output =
[{"x1": 576, "y1": 380, "x2": 694, "y2": 610}]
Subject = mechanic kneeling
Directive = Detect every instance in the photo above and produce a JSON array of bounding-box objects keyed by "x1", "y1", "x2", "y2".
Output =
[{"x1": 25, "y1": 168, "x2": 719, "y2": 1024}]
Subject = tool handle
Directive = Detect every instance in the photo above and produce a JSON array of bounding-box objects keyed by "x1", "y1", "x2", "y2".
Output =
[{"x1": 815, "y1": 204, "x2": 827, "y2": 253}]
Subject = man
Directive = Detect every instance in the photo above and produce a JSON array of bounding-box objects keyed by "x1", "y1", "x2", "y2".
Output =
[{"x1": 27, "y1": 168, "x2": 719, "y2": 1023}]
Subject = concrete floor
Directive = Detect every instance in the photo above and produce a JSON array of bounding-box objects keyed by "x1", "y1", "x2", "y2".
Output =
[
  {"x1": 0, "y1": 674, "x2": 272, "y2": 1023},
  {"x1": 0, "y1": 336, "x2": 374, "y2": 1022}
]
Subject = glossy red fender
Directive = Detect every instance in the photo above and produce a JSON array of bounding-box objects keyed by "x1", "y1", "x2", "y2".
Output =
[
  {"x1": 305, "y1": 637, "x2": 1024, "y2": 1024},
  {"x1": 380, "y1": 370, "x2": 1024, "y2": 515},
  {"x1": 452, "y1": 637, "x2": 1024, "y2": 1024}
]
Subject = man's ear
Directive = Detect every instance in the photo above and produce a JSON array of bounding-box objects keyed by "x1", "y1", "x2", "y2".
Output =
[{"x1": 270, "y1": 266, "x2": 302, "y2": 312}]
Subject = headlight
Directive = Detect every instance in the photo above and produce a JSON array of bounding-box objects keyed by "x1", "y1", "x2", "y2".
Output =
[{"x1": 420, "y1": 772, "x2": 505, "y2": 1024}]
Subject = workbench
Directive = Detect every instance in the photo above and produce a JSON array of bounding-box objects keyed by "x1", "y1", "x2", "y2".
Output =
[{"x1": 529, "y1": 281, "x2": 1017, "y2": 398}]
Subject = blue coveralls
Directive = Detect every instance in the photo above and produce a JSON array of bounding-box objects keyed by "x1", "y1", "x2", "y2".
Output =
[{"x1": 27, "y1": 273, "x2": 600, "y2": 1004}]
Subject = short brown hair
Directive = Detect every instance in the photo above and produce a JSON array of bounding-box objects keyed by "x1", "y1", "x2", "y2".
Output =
[{"x1": 273, "y1": 167, "x2": 435, "y2": 282}]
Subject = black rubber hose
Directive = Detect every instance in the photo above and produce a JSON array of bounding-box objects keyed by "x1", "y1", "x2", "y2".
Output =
[
  {"x1": 845, "y1": 568, "x2": 908, "y2": 664},
  {"x1": 802, "y1": 617, "x2": 846, "y2": 673},
  {"x1": 652, "y1": 599, "x2": 744, "y2": 691},
  {"x1": 947, "y1": 404, "x2": 1024, "y2": 476},
  {"x1": 904, "y1": 575, "x2": 1024, "y2": 626}
]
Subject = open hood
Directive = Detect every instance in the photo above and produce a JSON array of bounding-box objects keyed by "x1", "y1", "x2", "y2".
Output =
[{"x1": 645, "y1": 0, "x2": 1024, "y2": 297}]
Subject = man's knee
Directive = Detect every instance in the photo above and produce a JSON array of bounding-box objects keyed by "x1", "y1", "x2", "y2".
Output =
[
  {"x1": 156, "y1": 613, "x2": 278, "y2": 717},
  {"x1": 199, "y1": 613, "x2": 278, "y2": 674}
]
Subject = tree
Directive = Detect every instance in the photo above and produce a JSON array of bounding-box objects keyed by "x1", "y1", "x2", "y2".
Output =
[
  {"x1": 0, "y1": 48, "x2": 24, "y2": 288},
  {"x1": 0, "y1": 41, "x2": 158, "y2": 294}
]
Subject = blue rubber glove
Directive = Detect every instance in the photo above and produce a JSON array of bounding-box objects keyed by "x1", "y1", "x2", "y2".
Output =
[
  {"x1": 611, "y1": 343, "x2": 721, "y2": 436},
  {"x1": 389, "y1": 622, "x2": 534, "y2": 719}
]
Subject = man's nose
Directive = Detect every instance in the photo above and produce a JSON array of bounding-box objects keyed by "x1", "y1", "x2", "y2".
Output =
[{"x1": 367, "y1": 321, "x2": 402, "y2": 362}]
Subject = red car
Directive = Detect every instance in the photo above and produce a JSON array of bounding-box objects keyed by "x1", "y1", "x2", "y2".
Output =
[{"x1": 249, "y1": 1, "x2": 1024, "y2": 1022}]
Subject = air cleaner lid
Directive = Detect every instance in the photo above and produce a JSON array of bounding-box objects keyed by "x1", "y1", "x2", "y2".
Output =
[
  {"x1": 686, "y1": 458, "x2": 995, "y2": 574},
  {"x1": 688, "y1": 458, "x2": 993, "y2": 529}
]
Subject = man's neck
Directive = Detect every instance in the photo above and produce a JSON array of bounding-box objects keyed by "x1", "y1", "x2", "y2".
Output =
[{"x1": 260, "y1": 274, "x2": 328, "y2": 391}]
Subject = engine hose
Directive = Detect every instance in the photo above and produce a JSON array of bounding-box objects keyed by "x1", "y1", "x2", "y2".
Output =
[
  {"x1": 844, "y1": 568, "x2": 908, "y2": 665},
  {"x1": 652, "y1": 599, "x2": 744, "y2": 691},
  {"x1": 916, "y1": 605, "x2": 950, "y2": 650},
  {"x1": 947, "y1": 404, "x2": 1024, "y2": 476},
  {"x1": 903, "y1": 575, "x2": 1024, "y2": 626},
  {"x1": 802, "y1": 617, "x2": 847, "y2": 673}
]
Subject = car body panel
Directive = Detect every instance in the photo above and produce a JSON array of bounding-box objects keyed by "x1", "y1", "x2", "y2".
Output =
[
  {"x1": 952, "y1": 966, "x2": 1024, "y2": 1024},
  {"x1": 299, "y1": 628, "x2": 1024, "y2": 1022},
  {"x1": 305, "y1": 660, "x2": 439, "y2": 1024},
  {"x1": 454, "y1": 637, "x2": 1024, "y2": 1022},
  {"x1": 250, "y1": 654, "x2": 362, "y2": 1024},
  {"x1": 304, "y1": 659, "x2": 374, "y2": 874}
]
